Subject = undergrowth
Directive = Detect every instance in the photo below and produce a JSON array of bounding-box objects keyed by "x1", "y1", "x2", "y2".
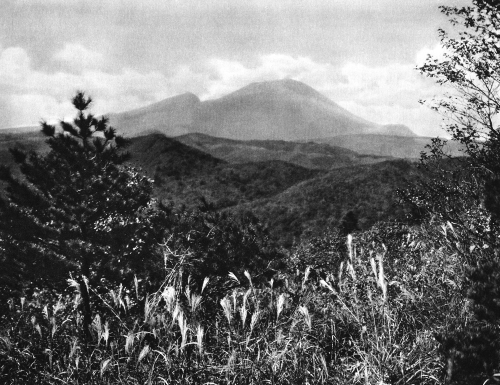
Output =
[{"x1": 0, "y1": 226, "x2": 465, "y2": 384}]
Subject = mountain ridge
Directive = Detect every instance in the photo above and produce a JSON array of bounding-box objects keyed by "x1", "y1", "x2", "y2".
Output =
[
  {"x1": 108, "y1": 79, "x2": 418, "y2": 141},
  {"x1": 175, "y1": 132, "x2": 392, "y2": 169}
]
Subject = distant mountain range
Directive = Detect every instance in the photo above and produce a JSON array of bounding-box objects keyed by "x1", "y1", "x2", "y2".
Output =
[
  {"x1": 1, "y1": 79, "x2": 463, "y2": 159},
  {"x1": 0, "y1": 133, "x2": 441, "y2": 247},
  {"x1": 313, "y1": 134, "x2": 463, "y2": 159},
  {"x1": 123, "y1": 134, "x2": 423, "y2": 246},
  {"x1": 108, "y1": 79, "x2": 417, "y2": 140},
  {"x1": 175, "y1": 133, "x2": 391, "y2": 170},
  {"x1": 0, "y1": 79, "x2": 463, "y2": 246}
]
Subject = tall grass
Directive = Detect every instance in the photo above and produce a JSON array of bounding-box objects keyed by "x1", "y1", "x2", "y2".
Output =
[{"x1": 0, "y1": 228, "x2": 464, "y2": 384}]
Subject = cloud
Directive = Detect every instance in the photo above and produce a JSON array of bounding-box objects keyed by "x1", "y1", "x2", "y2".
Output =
[
  {"x1": 10, "y1": 0, "x2": 466, "y2": 12},
  {"x1": 415, "y1": 43, "x2": 449, "y2": 67},
  {"x1": 0, "y1": 44, "x2": 444, "y2": 136},
  {"x1": 173, "y1": 55, "x2": 442, "y2": 136},
  {"x1": 53, "y1": 43, "x2": 107, "y2": 72},
  {"x1": 0, "y1": 47, "x2": 31, "y2": 85},
  {"x1": 332, "y1": 61, "x2": 444, "y2": 136},
  {"x1": 187, "y1": 54, "x2": 346, "y2": 101},
  {"x1": 0, "y1": 45, "x2": 176, "y2": 126}
]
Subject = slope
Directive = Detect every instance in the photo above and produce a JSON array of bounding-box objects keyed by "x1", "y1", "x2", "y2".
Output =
[
  {"x1": 175, "y1": 132, "x2": 392, "y2": 170},
  {"x1": 0, "y1": 130, "x2": 425, "y2": 248},
  {"x1": 125, "y1": 133, "x2": 320, "y2": 209},
  {"x1": 235, "y1": 160, "x2": 423, "y2": 246},
  {"x1": 109, "y1": 79, "x2": 417, "y2": 141},
  {"x1": 314, "y1": 134, "x2": 464, "y2": 158},
  {"x1": 108, "y1": 93, "x2": 200, "y2": 137}
]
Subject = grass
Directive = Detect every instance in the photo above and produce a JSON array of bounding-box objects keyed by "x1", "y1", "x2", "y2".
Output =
[{"x1": 0, "y1": 226, "x2": 467, "y2": 384}]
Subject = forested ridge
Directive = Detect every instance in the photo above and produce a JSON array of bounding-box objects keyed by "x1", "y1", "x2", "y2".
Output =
[{"x1": 2, "y1": 1, "x2": 500, "y2": 384}]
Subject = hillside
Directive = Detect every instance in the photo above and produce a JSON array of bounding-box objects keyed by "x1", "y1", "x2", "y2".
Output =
[
  {"x1": 107, "y1": 93, "x2": 200, "y2": 137},
  {"x1": 175, "y1": 132, "x2": 391, "y2": 170},
  {"x1": 127, "y1": 133, "x2": 223, "y2": 178},
  {"x1": 0, "y1": 130, "x2": 426, "y2": 247},
  {"x1": 0, "y1": 130, "x2": 47, "y2": 173},
  {"x1": 123, "y1": 134, "x2": 422, "y2": 247},
  {"x1": 236, "y1": 160, "x2": 422, "y2": 246},
  {"x1": 109, "y1": 79, "x2": 417, "y2": 141},
  {"x1": 126, "y1": 134, "x2": 320, "y2": 210},
  {"x1": 314, "y1": 134, "x2": 464, "y2": 158}
]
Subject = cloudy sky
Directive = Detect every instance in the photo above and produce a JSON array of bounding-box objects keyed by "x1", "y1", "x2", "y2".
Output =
[{"x1": 0, "y1": 0, "x2": 469, "y2": 136}]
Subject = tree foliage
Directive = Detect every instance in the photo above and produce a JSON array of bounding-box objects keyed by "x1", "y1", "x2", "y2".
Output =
[
  {"x1": 156, "y1": 201, "x2": 285, "y2": 297},
  {"x1": 405, "y1": 1, "x2": 500, "y2": 382},
  {"x1": 0, "y1": 92, "x2": 155, "y2": 331}
]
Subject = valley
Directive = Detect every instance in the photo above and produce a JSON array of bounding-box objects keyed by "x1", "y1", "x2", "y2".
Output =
[{"x1": 0, "y1": 79, "x2": 440, "y2": 247}]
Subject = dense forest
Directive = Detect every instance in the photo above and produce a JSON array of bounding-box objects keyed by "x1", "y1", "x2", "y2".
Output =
[{"x1": 2, "y1": 1, "x2": 500, "y2": 384}]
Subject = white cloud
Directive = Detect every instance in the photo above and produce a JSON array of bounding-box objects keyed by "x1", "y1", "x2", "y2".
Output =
[
  {"x1": 335, "y1": 62, "x2": 425, "y2": 106},
  {"x1": 54, "y1": 43, "x2": 107, "y2": 72},
  {"x1": 174, "y1": 55, "x2": 443, "y2": 136},
  {"x1": 332, "y1": 61, "x2": 444, "y2": 136},
  {"x1": 0, "y1": 45, "x2": 445, "y2": 136},
  {"x1": 0, "y1": 47, "x2": 31, "y2": 85},
  {"x1": 0, "y1": 45, "x2": 176, "y2": 126},
  {"x1": 416, "y1": 43, "x2": 449, "y2": 67},
  {"x1": 10, "y1": 0, "x2": 466, "y2": 12},
  {"x1": 191, "y1": 54, "x2": 345, "y2": 101}
]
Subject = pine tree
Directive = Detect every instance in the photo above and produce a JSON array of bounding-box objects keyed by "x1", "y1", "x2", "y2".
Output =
[{"x1": 0, "y1": 92, "x2": 154, "y2": 335}]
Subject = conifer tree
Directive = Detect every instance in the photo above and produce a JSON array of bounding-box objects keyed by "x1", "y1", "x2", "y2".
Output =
[{"x1": 0, "y1": 92, "x2": 154, "y2": 335}]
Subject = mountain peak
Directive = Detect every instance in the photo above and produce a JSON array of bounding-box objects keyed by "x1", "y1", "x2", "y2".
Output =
[
  {"x1": 110, "y1": 80, "x2": 418, "y2": 141},
  {"x1": 228, "y1": 79, "x2": 331, "y2": 103}
]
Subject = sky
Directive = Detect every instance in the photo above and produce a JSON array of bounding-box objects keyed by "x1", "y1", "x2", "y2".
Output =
[{"x1": 0, "y1": 0, "x2": 470, "y2": 136}]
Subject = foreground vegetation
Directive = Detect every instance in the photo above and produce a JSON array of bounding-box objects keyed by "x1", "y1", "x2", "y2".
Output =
[{"x1": 1, "y1": 224, "x2": 466, "y2": 384}]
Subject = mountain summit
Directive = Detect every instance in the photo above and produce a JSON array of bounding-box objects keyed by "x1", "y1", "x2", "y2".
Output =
[{"x1": 109, "y1": 79, "x2": 416, "y2": 140}]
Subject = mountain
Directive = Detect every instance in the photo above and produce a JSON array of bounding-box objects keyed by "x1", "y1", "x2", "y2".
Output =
[
  {"x1": 109, "y1": 79, "x2": 418, "y2": 141},
  {"x1": 237, "y1": 159, "x2": 422, "y2": 246},
  {"x1": 0, "y1": 130, "x2": 431, "y2": 247},
  {"x1": 175, "y1": 132, "x2": 391, "y2": 170},
  {"x1": 314, "y1": 134, "x2": 464, "y2": 158},
  {"x1": 0, "y1": 130, "x2": 47, "y2": 172},
  {"x1": 126, "y1": 133, "x2": 320, "y2": 210},
  {"x1": 0, "y1": 126, "x2": 39, "y2": 135},
  {"x1": 108, "y1": 93, "x2": 200, "y2": 137},
  {"x1": 378, "y1": 124, "x2": 415, "y2": 137},
  {"x1": 123, "y1": 134, "x2": 423, "y2": 247},
  {"x1": 127, "y1": 133, "x2": 223, "y2": 178}
]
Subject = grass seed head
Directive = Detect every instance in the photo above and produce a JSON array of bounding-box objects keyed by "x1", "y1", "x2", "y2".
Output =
[
  {"x1": 125, "y1": 332, "x2": 135, "y2": 354},
  {"x1": 250, "y1": 309, "x2": 261, "y2": 332},
  {"x1": 298, "y1": 306, "x2": 312, "y2": 331},
  {"x1": 244, "y1": 270, "x2": 252, "y2": 286},
  {"x1": 277, "y1": 293, "x2": 286, "y2": 320},
  {"x1": 138, "y1": 345, "x2": 150, "y2": 363},
  {"x1": 162, "y1": 286, "x2": 176, "y2": 312},
  {"x1": 220, "y1": 297, "x2": 232, "y2": 324},
  {"x1": 228, "y1": 272, "x2": 239, "y2": 284},
  {"x1": 196, "y1": 324, "x2": 204, "y2": 354},
  {"x1": 201, "y1": 277, "x2": 210, "y2": 293},
  {"x1": 190, "y1": 293, "x2": 202, "y2": 314}
]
